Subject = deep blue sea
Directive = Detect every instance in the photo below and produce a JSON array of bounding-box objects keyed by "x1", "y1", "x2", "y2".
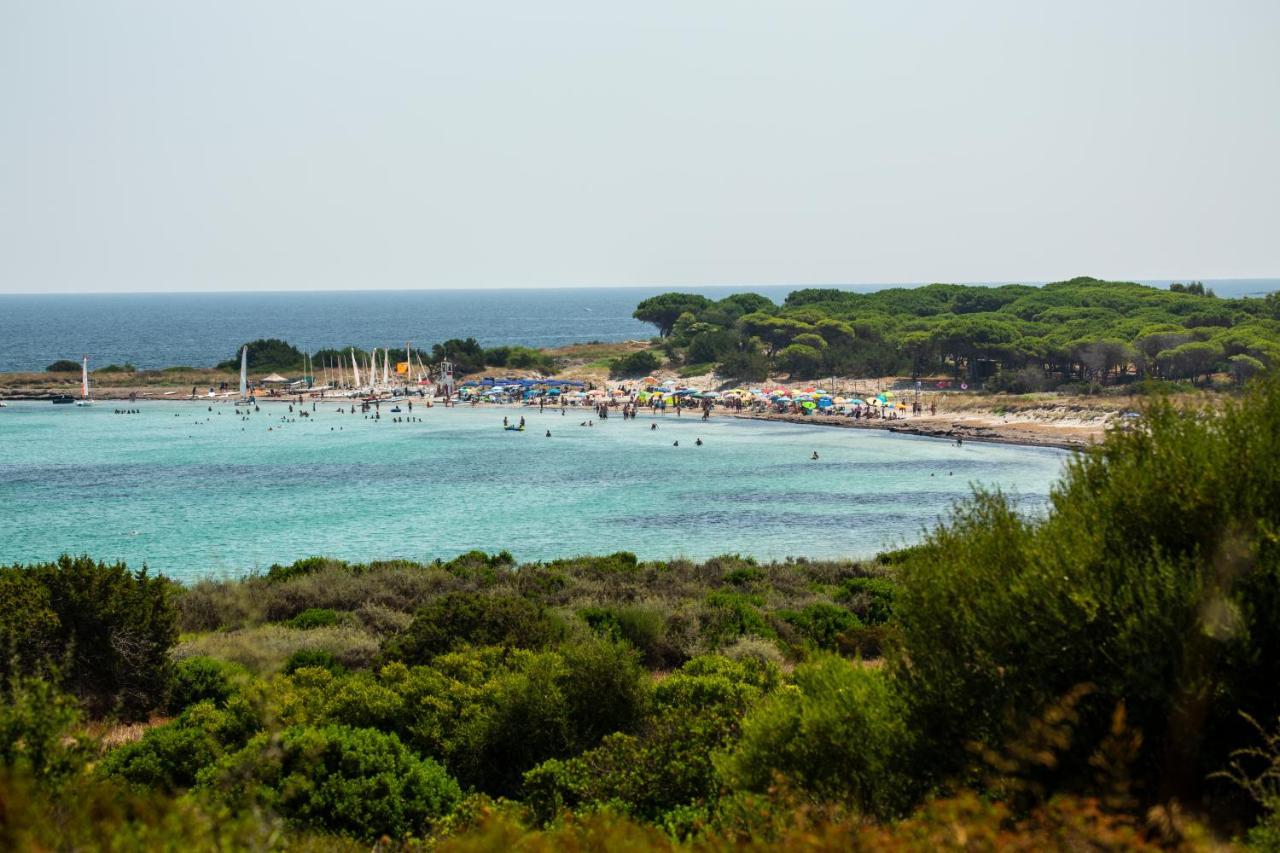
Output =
[{"x1": 0, "y1": 280, "x2": 1274, "y2": 372}]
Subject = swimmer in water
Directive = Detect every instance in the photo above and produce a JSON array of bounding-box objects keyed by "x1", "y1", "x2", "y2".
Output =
[
  {"x1": 811, "y1": 451, "x2": 819, "y2": 460},
  {"x1": 695, "y1": 438, "x2": 703, "y2": 446},
  {"x1": 673, "y1": 440, "x2": 679, "y2": 447},
  {"x1": 545, "y1": 430, "x2": 551, "y2": 437},
  {"x1": 650, "y1": 423, "x2": 657, "y2": 431}
]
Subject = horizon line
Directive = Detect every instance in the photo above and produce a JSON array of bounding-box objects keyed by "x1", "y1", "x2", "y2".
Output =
[{"x1": 1, "y1": 275, "x2": 1277, "y2": 297}]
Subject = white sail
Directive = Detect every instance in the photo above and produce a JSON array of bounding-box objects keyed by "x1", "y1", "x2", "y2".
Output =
[
  {"x1": 75, "y1": 355, "x2": 93, "y2": 405},
  {"x1": 383, "y1": 348, "x2": 390, "y2": 386},
  {"x1": 239, "y1": 346, "x2": 248, "y2": 399},
  {"x1": 351, "y1": 348, "x2": 361, "y2": 389}
]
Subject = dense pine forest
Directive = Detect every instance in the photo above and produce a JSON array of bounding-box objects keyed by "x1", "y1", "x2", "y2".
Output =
[{"x1": 630, "y1": 278, "x2": 1280, "y2": 385}]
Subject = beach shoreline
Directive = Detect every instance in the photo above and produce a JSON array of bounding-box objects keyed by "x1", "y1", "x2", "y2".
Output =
[
  {"x1": 728, "y1": 410, "x2": 1102, "y2": 451},
  {"x1": 0, "y1": 388, "x2": 1104, "y2": 451}
]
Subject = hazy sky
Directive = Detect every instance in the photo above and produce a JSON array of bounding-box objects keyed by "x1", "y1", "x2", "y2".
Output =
[{"x1": 1, "y1": 1, "x2": 1276, "y2": 293}]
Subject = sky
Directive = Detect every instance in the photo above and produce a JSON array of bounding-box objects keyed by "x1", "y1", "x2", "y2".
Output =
[{"x1": 0, "y1": 1, "x2": 1277, "y2": 294}]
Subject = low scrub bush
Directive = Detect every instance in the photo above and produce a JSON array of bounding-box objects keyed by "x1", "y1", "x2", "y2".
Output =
[
  {"x1": 721, "y1": 655, "x2": 913, "y2": 817},
  {"x1": 838, "y1": 576, "x2": 896, "y2": 625},
  {"x1": 285, "y1": 607, "x2": 340, "y2": 629},
  {"x1": 524, "y1": 654, "x2": 776, "y2": 825},
  {"x1": 700, "y1": 590, "x2": 774, "y2": 648},
  {"x1": 102, "y1": 696, "x2": 261, "y2": 792},
  {"x1": 776, "y1": 602, "x2": 862, "y2": 652},
  {"x1": 198, "y1": 724, "x2": 461, "y2": 841},
  {"x1": 168, "y1": 656, "x2": 240, "y2": 713},
  {"x1": 281, "y1": 648, "x2": 347, "y2": 677},
  {"x1": 579, "y1": 603, "x2": 675, "y2": 667},
  {"x1": 382, "y1": 592, "x2": 562, "y2": 663},
  {"x1": 0, "y1": 675, "x2": 90, "y2": 787}
]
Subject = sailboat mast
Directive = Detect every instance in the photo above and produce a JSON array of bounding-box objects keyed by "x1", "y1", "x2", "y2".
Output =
[
  {"x1": 239, "y1": 346, "x2": 248, "y2": 399},
  {"x1": 81, "y1": 355, "x2": 89, "y2": 400}
]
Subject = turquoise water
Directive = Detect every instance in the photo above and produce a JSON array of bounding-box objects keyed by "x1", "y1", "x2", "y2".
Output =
[{"x1": 0, "y1": 401, "x2": 1068, "y2": 581}]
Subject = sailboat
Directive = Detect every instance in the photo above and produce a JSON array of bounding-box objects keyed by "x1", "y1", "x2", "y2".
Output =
[
  {"x1": 74, "y1": 356, "x2": 93, "y2": 406},
  {"x1": 237, "y1": 346, "x2": 253, "y2": 404}
]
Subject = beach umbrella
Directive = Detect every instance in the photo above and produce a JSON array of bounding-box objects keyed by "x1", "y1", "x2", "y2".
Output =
[{"x1": 801, "y1": 401, "x2": 817, "y2": 410}]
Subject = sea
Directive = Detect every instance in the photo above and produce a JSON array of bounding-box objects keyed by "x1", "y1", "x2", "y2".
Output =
[
  {"x1": 0, "y1": 279, "x2": 1272, "y2": 580},
  {"x1": 0, "y1": 279, "x2": 1274, "y2": 373},
  {"x1": 0, "y1": 400, "x2": 1066, "y2": 581}
]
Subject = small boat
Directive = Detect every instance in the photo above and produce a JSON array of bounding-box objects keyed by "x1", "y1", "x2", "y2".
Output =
[
  {"x1": 389, "y1": 406, "x2": 402, "y2": 413},
  {"x1": 503, "y1": 424, "x2": 525, "y2": 432}
]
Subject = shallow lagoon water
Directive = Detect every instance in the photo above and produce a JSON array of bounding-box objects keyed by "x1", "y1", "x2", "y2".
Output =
[{"x1": 0, "y1": 401, "x2": 1068, "y2": 581}]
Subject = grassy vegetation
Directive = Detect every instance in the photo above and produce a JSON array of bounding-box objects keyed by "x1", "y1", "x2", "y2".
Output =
[{"x1": 3, "y1": 379, "x2": 1280, "y2": 848}]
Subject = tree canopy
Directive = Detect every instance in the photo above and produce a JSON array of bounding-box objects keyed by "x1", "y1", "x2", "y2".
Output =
[{"x1": 633, "y1": 278, "x2": 1280, "y2": 385}]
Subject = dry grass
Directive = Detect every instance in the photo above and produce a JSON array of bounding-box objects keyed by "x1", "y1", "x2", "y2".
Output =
[
  {"x1": 175, "y1": 623, "x2": 380, "y2": 674},
  {"x1": 83, "y1": 716, "x2": 172, "y2": 749},
  {"x1": 0, "y1": 367, "x2": 242, "y2": 398}
]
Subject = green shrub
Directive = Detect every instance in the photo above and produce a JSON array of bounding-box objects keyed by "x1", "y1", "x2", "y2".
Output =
[
  {"x1": 776, "y1": 602, "x2": 861, "y2": 651},
  {"x1": 838, "y1": 577, "x2": 896, "y2": 625},
  {"x1": 524, "y1": 654, "x2": 775, "y2": 825},
  {"x1": 723, "y1": 566, "x2": 766, "y2": 589},
  {"x1": 265, "y1": 556, "x2": 349, "y2": 584},
  {"x1": 609, "y1": 350, "x2": 662, "y2": 379},
  {"x1": 102, "y1": 719, "x2": 220, "y2": 792},
  {"x1": 891, "y1": 380, "x2": 1280, "y2": 803},
  {"x1": 0, "y1": 556, "x2": 177, "y2": 720},
  {"x1": 0, "y1": 675, "x2": 89, "y2": 787},
  {"x1": 721, "y1": 655, "x2": 912, "y2": 817},
  {"x1": 579, "y1": 604, "x2": 672, "y2": 667},
  {"x1": 0, "y1": 573, "x2": 60, "y2": 673},
  {"x1": 199, "y1": 724, "x2": 460, "y2": 841},
  {"x1": 285, "y1": 608, "x2": 340, "y2": 629},
  {"x1": 168, "y1": 656, "x2": 238, "y2": 713},
  {"x1": 102, "y1": 697, "x2": 260, "y2": 792},
  {"x1": 440, "y1": 550, "x2": 515, "y2": 584},
  {"x1": 382, "y1": 592, "x2": 561, "y2": 663},
  {"x1": 281, "y1": 648, "x2": 347, "y2": 677},
  {"x1": 446, "y1": 638, "x2": 647, "y2": 796},
  {"x1": 701, "y1": 590, "x2": 773, "y2": 648}
]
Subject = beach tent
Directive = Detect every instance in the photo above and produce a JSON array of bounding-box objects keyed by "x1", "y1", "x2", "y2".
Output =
[{"x1": 262, "y1": 373, "x2": 289, "y2": 383}]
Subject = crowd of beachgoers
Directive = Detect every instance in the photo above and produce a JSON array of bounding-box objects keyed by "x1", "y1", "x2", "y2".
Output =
[{"x1": 453, "y1": 377, "x2": 930, "y2": 421}]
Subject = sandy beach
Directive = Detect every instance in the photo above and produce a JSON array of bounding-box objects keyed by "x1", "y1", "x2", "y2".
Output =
[
  {"x1": 0, "y1": 362, "x2": 1131, "y2": 451},
  {"x1": 730, "y1": 408, "x2": 1108, "y2": 450}
]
